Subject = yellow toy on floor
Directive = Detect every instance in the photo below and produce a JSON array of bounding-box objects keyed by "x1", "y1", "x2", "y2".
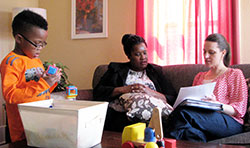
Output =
[
  {"x1": 122, "y1": 122, "x2": 146, "y2": 144},
  {"x1": 121, "y1": 107, "x2": 165, "y2": 148}
]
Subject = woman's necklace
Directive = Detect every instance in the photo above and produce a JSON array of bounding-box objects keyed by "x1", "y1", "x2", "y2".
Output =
[
  {"x1": 129, "y1": 69, "x2": 145, "y2": 78},
  {"x1": 205, "y1": 67, "x2": 228, "y2": 80},
  {"x1": 139, "y1": 70, "x2": 145, "y2": 78}
]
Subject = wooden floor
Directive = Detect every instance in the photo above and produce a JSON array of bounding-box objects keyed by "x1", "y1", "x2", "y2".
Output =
[{"x1": 1, "y1": 131, "x2": 250, "y2": 148}]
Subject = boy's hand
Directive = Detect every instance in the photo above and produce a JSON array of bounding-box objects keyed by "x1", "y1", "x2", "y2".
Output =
[{"x1": 42, "y1": 65, "x2": 62, "y2": 86}]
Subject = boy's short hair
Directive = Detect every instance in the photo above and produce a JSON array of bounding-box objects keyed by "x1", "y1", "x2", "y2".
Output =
[{"x1": 12, "y1": 10, "x2": 48, "y2": 36}]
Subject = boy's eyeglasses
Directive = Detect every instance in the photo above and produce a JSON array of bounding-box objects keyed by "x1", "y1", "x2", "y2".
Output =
[{"x1": 19, "y1": 34, "x2": 47, "y2": 49}]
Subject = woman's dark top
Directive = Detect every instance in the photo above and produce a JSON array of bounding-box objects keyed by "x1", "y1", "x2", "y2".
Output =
[
  {"x1": 93, "y1": 62, "x2": 176, "y2": 105},
  {"x1": 93, "y1": 62, "x2": 177, "y2": 131}
]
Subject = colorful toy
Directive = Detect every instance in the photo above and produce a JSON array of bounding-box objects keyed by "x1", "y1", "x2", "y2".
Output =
[
  {"x1": 122, "y1": 123, "x2": 146, "y2": 144},
  {"x1": 66, "y1": 86, "x2": 78, "y2": 100},
  {"x1": 147, "y1": 107, "x2": 163, "y2": 140},
  {"x1": 122, "y1": 107, "x2": 167, "y2": 148},
  {"x1": 145, "y1": 142, "x2": 159, "y2": 148},
  {"x1": 164, "y1": 139, "x2": 176, "y2": 148},
  {"x1": 121, "y1": 141, "x2": 135, "y2": 148},
  {"x1": 46, "y1": 65, "x2": 58, "y2": 75},
  {"x1": 144, "y1": 128, "x2": 156, "y2": 142},
  {"x1": 156, "y1": 140, "x2": 165, "y2": 148}
]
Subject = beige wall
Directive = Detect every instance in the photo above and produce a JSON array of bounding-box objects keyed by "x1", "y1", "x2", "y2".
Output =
[
  {"x1": 39, "y1": 0, "x2": 136, "y2": 89},
  {"x1": 0, "y1": 0, "x2": 39, "y2": 125},
  {"x1": 0, "y1": 0, "x2": 249, "y2": 91},
  {"x1": 39, "y1": 0, "x2": 250, "y2": 90},
  {"x1": 240, "y1": 0, "x2": 250, "y2": 64},
  {"x1": 0, "y1": 0, "x2": 39, "y2": 61}
]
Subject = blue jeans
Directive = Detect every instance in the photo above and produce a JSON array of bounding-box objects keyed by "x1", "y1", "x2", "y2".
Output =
[{"x1": 163, "y1": 106, "x2": 243, "y2": 142}]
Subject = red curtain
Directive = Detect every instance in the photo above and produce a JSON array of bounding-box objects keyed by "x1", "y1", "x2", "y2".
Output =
[{"x1": 136, "y1": 0, "x2": 239, "y2": 65}]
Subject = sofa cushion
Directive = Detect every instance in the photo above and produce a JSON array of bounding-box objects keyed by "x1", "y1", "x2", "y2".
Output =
[
  {"x1": 162, "y1": 64, "x2": 209, "y2": 93},
  {"x1": 209, "y1": 131, "x2": 250, "y2": 144},
  {"x1": 92, "y1": 65, "x2": 108, "y2": 89}
]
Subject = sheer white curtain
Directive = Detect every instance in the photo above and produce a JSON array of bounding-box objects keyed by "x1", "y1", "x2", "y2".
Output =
[{"x1": 136, "y1": 0, "x2": 240, "y2": 66}]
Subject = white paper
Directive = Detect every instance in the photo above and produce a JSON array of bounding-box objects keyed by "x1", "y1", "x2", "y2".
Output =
[{"x1": 173, "y1": 82, "x2": 216, "y2": 109}]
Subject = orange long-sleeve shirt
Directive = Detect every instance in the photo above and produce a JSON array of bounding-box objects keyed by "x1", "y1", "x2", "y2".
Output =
[{"x1": 0, "y1": 51, "x2": 56, "y2": 142}]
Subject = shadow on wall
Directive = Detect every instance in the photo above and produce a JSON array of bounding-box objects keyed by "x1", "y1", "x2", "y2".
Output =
[
  {"x1": 0, "y1": 11, "x2": 15, "y2": 62},
  {"x1": 0, "y1": 10, "x2": 13, "y2": 144},
  {"x1": 0, "y1": 79, "x2": 6, "y2": 126},
  {"x1": 0, "y1": 78, "x2": 8, "y2": 144},
  {"x1": 0, "y1": 10, "x2": 13, "y2": 126}
]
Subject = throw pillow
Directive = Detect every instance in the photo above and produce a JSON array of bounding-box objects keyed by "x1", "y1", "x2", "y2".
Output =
[{"x1": 119, "y1": 93, "x2": 173, "y2": 122}]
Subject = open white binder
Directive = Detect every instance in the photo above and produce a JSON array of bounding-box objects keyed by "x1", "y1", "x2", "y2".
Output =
[{"x1": 173, "y1": 82, "x2": 222, "y2": 111}]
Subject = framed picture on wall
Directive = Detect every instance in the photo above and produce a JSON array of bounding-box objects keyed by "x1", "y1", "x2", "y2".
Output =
[{"x1": 71, "y1": 0, "x2": 108, "y2": 39}]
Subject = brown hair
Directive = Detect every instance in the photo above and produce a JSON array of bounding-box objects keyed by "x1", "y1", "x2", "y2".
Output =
[{"x1": 205, "y1": 33, "x2": 231, "y2": 67}]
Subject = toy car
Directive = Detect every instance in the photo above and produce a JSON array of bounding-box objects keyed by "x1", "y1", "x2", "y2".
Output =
[{"x1": 121, "y1": 108, "x2": 176, "y2": 148}]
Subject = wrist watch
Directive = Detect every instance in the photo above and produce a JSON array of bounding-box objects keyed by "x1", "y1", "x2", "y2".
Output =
[{"x1": 221, "y1": 104, "x2": 224, "y2": 111}]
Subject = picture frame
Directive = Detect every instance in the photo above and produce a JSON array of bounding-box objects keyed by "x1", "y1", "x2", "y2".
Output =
[{"x1": 71, "y1": 0, "x2": 108, "y2": 39}]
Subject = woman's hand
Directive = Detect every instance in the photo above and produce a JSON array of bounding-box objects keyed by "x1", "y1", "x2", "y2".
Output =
[
  {"x1": 125, "y1": 84, "x2": 155, "y2": 94},
  {"x1": 201, "y1": 94, "x2": 236, "y2": 116},
  {"x1": 130, "y1": 84, "x2": 145, "y2": 93},
  {"x1": 201, "y1": 94, "x2": 220, "y2": 103},
  {"x1": 112, "y1": 84, "x2": 145, "y2": 96},
  {"x1": 111, "y1": 84, "x2": 167, "y2": 102},
  {"x1": 130, "y1": 84, "x2": 167, "y2": 102}
]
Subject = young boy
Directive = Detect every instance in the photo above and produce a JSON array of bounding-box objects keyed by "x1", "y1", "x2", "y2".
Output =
[{"x1": 0, "y1": 10, "x2": 61, "y2": 142}]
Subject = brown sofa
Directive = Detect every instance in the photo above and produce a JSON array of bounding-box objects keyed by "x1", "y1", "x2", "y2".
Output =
[{"x1": 52, "y1": 64, "x2": 250, "y2": 144}]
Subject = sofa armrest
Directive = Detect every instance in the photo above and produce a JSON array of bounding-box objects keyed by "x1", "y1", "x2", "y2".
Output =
[
  {"x1": 51, "y1": 91, "x2": 66, "y2": 100},
  {"x1": 51, "y1": 89, "x2": 93, "y2": 101},
  {"x1": 76, "y1": 89, "x2": 93, "y2": 101}
]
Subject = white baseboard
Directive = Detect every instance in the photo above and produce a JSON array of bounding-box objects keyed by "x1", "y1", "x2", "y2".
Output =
[{"x1": 0, "y1": 125, "x2": 6, "y2": 145}]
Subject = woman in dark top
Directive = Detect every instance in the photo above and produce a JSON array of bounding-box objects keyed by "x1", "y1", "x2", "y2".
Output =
[{"x1": 93, "y1": 34, "x2": 176, "y2": 132}]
